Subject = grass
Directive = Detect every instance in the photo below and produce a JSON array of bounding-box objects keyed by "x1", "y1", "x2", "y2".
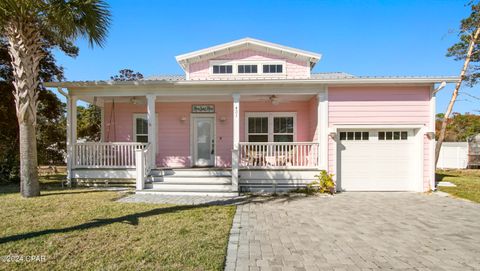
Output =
[
  {"x1": 0, "y1": 176, "x2": 236, "y2": 270},
  {"x1": 436, "y1": 169, "x2": 480, "y2": 203}
]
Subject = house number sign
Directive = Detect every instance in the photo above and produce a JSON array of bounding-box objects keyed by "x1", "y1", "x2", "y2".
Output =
[{"x1": 192, "y1": 104, "x2": 215, "y2": 113}]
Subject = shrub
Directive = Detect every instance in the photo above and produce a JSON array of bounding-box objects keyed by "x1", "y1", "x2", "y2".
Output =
[{"x1": 306, "y1": 170, "x2": 335, "y2": 194}]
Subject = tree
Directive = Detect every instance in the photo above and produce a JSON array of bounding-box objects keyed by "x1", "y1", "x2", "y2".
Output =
[
  {"x1": 436, "y1": 1, "x2": 480, "y2": 166},
  {"x1": 77, "y1": 104, "x2": 101, "y2": 141},
  {"x1": 0, "y1": 38, "x2": 72, "y2": 183},
  {"x1": 435, "y1": 112, "x2": 480, "y2": 142},
  {"x1": 0, "y1": 0, "x2": 111, "y2": 197},
  {"x1": 110, "y1": 69, "x2": 144, "y2": 81}
]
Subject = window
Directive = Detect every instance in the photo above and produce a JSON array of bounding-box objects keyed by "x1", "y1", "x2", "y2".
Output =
[
  {"x1": 339, "y1": 131, "x2": 369, "y2": 141},
  {"x1": 273, "y1": 117, "x2": 294, "y2": 142},
  {"x1": 378, "y1": 131, "x2": 408, "y2": 141},
  {"x1": 246, "y1": 113, "x2": 295, "y2": 142},
  {"x1": 134, "y1": 115, "x2": 148, "y2": 143},
  {"x1": 248, "y1": 117, "x2": 268, "y2": 142},
  {"x1": 212, "y1": 65, "x2": 232, "y2": 74},
  {"x1": 238, "y1": 64, "x2": 258, "y2": 74},
  {"x1": 263, "y1": 64, "x2": 283, "y2": 73}
]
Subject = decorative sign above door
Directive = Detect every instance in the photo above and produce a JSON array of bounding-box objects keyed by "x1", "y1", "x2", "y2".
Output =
[{"x1": 192, "y1": 104, "x2": 215, "y2": 113}]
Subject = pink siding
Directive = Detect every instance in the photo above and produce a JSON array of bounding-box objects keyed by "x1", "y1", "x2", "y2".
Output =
[
  {"x1": 188, "y1": 49, "x2": 310, "y2": 80},
  {"x1": 103, "y1": 100, "x2": 314, "y2": 168},
  {"x1": 329, "y1": 86, "x2": 430, "y2": 125},
  {"x1": 240, "y1": 101, "x2": 313, "y2": 142},
  {"x1": 327, "y1": 86, "x2": 433, "y2": 191},
  {"x1": 308, "y1": 97, "x2": 318, "y2": 142}
]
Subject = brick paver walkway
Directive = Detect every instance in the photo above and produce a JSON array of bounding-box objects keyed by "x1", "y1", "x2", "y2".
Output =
[{"x1": 227, "y1": 193, "x2": 480, "y2": 271}]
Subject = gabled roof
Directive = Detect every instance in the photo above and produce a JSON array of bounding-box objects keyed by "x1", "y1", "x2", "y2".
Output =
[{"x1": 175, "y1": 37, "x2": 322, "y2": 71}]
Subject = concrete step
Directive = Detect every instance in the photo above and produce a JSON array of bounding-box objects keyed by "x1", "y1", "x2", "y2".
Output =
[
  {"x1": 150, "y1": 168, "x2": 232, "y2": 177},
  {"x1": 150, "y1": 176, "x2": 232, "y2": 184},
  {"x1": 136, "y1": 190, "x2": 238, "y2": 197},
  {"x1": 151, "y1": 183, "x2": 233, "y2": 191}
]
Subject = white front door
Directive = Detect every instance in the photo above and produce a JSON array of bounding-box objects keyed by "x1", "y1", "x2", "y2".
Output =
[{"x1": 192, "y1": 116, "x2": 215, "y2": 167}]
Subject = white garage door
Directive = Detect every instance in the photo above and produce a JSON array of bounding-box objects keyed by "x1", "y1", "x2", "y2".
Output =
[{"x1": 337, "y1": 129, "x2": 417, "y2": 191}]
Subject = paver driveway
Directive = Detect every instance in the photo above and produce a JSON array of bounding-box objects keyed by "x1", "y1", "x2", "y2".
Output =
[{"x1": 227, "y1": 193, "x2": 480, "y2": 271}]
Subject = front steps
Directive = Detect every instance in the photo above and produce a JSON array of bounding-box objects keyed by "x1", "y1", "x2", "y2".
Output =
[{"x1": 139, "y1": 168, "x2": 238, "y2": 197}]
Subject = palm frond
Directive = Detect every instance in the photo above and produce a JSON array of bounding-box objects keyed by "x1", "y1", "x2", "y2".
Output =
[{"x1": 44, "y1": 0, "x2": 111, "y2": 48}]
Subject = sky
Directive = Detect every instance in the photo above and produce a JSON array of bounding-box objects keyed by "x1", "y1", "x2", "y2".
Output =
[{"x1": 52, "y1": 0, "x2": 478, "y2": 114}]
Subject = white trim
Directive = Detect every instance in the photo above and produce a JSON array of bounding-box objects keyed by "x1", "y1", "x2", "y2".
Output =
[
  {"x1": 45, "y1": 76, "x2": 459, "y2": 88},
  {"x1": 146, "y1": 95, "x2": 157, "y2": 168},
  {"x1": 66, "y1": 95, "x2": 72, "y2": 182},
  {"x1": 330, "y1": 124, "x2": 425, "y2": 131},
  {"x1": 416, "y1": 127, "x2": 425, "y2": 192},
  {"x1": 132, "y1": 113, "x2": 149, "y2": 142},
  {"x1": 244, "y1": 112, "x2": 297, "y2": 142},
  {"x1": 209, "y1": 60, "x2": 287, "y2": 77},
  {"x1": 232, "y1": 94, "x2": 240, "y2": 192},
  {"x1": 318, "y1": 90, "x2": 328, "y2": 170},
  {"x1": 72, "y1": 168, "x2": 137, "y2": 179},
  {"x1": 132, "y1": 113, "x2": 158, "y2": 140},
  {"x1": 430, "y1": 85, "x2": 436, "y2": 191},
  {"x1": 190, "y1": 113, "x2": 216, "y2": 167}
]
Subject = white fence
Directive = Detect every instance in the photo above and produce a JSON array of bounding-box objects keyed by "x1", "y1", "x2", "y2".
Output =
[
  {"x1": 437, "y1": 142, "x2": 468, "y2": 169},
  {"x1": 239, "y1": 142, "x2": 319, "y2": 168}
]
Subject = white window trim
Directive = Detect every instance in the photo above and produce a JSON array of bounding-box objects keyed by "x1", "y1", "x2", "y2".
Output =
[
  {"x1": 245, "y1": 112, "x2": 297, "y2": 142},
  {"x1": 132, "y1": 113, "x2": 157, "y2": 143},
  {"x1": 209, "y1": 60, "x2": 286, "y2": 77}
]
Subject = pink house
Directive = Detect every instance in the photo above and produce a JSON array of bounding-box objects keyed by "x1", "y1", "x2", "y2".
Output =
[{"x1": 46, "y1": 38, "x2": 456, "y2": 195}]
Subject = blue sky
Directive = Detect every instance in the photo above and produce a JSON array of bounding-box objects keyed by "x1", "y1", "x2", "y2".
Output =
[{"x1": 52, "y1": 0, "x2": 478, "y2": 114}]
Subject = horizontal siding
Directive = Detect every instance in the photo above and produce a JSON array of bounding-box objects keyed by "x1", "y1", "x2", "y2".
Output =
[
  {"x1": 327, "y1": 86, "x2": 432, "y2": 191},
  {"x1": 329, "y1": 86, "x2": 430, "y2": 125},
  {"x1": 188, "y1": 49, "x2": 310, "y2": 80},
  {"x1": 240, "y1": 100, "x2": 313, "y2": 142}
]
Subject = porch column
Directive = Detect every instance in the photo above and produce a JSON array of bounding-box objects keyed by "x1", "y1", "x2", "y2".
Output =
[
  {"x1": 146, "y1": 94, "x2": 157, "y2": 168},
  {"x1": 66, "y1": 95, "x2": 77, "y2": 186},
  {"x1": 317, "y1": 91, "x2": 328, "y2": 170},
  {"x1": 231, "y1": 93, "x2": 240, "y2": 192},
  {"x1": 100, "y1": 106, "x2": 105, "y2": 142}
]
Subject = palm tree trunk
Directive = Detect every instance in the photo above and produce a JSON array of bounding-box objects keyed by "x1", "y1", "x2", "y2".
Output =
[
  {"x1": 435, "y1": 26, "x2": 480, "y2": 167},
  {"x1": 6, "y1": 21, "x2": 43, "y2": 197},
  {"x1": 19, "y1": 122, "x2": 39, "y2": 196}
]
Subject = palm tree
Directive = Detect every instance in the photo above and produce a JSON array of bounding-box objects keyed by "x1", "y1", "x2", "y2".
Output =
[{"x1": 0, "y1": 0, "x2": 111, "y2": 197}]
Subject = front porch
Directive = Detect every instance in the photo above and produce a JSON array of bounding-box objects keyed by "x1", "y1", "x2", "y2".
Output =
[{"x1": 63, "y1": 90, "x2": 328, "y2": 194}]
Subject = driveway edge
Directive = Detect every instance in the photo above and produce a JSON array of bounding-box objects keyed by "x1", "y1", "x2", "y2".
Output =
[{"x1": 224, "y1": 205, "x2": 242, "y2": 271}]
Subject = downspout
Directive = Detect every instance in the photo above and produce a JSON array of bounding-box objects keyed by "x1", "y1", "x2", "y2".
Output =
[{"x1": 430, "y1": 81, "x2": 446, "y2": 191}]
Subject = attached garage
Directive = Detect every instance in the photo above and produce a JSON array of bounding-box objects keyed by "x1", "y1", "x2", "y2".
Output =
[{"x1": 336, "y1": 128, "x2": 421, "y2": 191}]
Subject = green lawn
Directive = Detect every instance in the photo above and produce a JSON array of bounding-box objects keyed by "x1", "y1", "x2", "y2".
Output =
[
  {"x1": 437, "y1": 169, "x2": 480, "y2": 203},
  {"x1": 0, "y1": 177, "x2": 236, "y2": 270}
]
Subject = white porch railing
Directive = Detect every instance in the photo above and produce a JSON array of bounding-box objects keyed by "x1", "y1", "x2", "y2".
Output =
[
  {"x1": 73, "y1": 142, "x2": 148, "y2": 168},
  {"x1": 239, "y1": 142, "x2": 319, "y2": 168},
  {"x1": 135, "y1": 143, "x2": 152, "y2": 190}
]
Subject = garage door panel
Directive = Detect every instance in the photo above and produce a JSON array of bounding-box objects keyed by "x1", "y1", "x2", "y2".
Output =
[{"x1": 338, "y1": 129, "x2": 416, "y2": 191}]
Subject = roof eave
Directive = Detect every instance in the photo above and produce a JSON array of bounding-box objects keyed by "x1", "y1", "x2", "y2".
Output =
[{"x1": 45, "y1": 77, "x2": 458, "y2": 88}]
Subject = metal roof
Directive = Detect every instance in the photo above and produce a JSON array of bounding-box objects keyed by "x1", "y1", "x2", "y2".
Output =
[{"x1": 44, "y1": 74, "x2": 458, "y2": 88}]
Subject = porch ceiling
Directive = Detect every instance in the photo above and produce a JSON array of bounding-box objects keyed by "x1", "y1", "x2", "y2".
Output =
[{"x1": 79, "y1": 94, "x2": 315, "y2": 106}]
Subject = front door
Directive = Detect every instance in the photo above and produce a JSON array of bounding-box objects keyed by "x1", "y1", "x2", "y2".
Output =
[{"x1": 192, "y1": 116, "x2": 215, "y2": 167}]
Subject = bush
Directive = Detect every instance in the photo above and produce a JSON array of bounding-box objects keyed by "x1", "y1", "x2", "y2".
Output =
[{"x1": 306, "y1": 170, "x2": 335, "y2": 194}]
